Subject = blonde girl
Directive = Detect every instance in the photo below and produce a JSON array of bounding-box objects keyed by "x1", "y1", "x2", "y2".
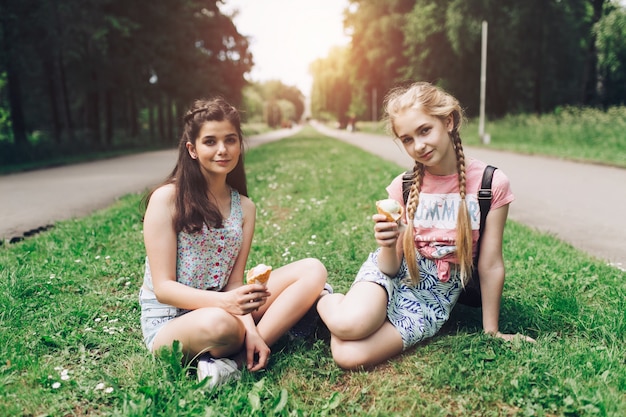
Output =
[{"x1": 317, "y1": 82, "x2": 533, "y2": 370}]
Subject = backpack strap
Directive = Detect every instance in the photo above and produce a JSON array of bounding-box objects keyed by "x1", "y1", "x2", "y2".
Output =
[
  {"x1": 402, "y1": 170, "x2": 413, "y2": 205},
  {"x1": 474, "y1": 165, "x2": 497, "y2": 263}
]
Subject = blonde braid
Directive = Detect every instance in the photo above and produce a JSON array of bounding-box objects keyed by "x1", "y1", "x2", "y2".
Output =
[
  {"x1": 452, "y1": 129, "x2": 473, "y2": 284},
  {"x1": 403, "y1": 163, "x2": 424, "y2": 285},
  {"x1": 383, "y1": 81, "x2": 471, "y2": 285}
]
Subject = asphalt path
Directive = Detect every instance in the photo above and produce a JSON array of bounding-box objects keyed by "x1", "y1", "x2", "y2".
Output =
[
  {"x1": 0, "y1": 126, "x2": 301, "y2": 243},
  {"x1": 1, "y1": 122, "x2": 624, "y2": 272},
  {"x1": 310, "y1": 121, "x2": 626, "y2": 271}
]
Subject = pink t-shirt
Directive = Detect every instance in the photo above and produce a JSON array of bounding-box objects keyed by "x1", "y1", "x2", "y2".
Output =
[{"x1": 386, "y1": 159, "x2": 514, "y2": 280}]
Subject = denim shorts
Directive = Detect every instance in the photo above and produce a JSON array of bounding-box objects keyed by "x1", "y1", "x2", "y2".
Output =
[{"x1": 139, "y1": 287, "x2": 180, "y2": 351}]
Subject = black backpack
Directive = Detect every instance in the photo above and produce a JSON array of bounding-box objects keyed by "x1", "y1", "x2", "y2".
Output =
[{"x1": 401, "y1": 165, "x2": 497, "y2": 307}]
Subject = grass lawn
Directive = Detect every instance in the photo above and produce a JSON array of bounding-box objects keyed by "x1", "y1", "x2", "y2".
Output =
[{"x1": 1, "y1": 127, "x2": 624, "y2": 416}]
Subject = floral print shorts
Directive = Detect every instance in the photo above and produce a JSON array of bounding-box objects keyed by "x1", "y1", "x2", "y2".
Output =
[{"x1": 352, "y1": 248, "x2": 463, "y2": 350}]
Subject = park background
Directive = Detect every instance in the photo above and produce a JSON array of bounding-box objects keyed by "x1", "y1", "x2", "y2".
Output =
[
  {"x1": 2, "y1": 0, "x2": 626, "y2": 166},
  {"x1": 1, "y1": 1, "x2": 625, "y2": 416}
]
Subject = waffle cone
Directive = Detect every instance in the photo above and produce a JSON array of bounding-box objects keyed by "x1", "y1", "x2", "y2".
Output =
[
  {"x1": 247, "y1": 265, "x2": 272, "y2": 285},
  {"x1": 376, "y1": 200, "x2": 403, "y2": 223}
]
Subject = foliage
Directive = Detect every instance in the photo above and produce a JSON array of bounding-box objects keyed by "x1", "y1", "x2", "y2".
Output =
[
  {"x1": 0, "y1": 0, "x2": 252, "y2": 153},
  {"x1": 468, "y1": 105, "x2": 626, "y2": 168},
  {"x1": 0, "y1": 127, "x2": 625, "y2": 416},
  {"x1": 312, "y1": 0, "x2": 626, "y2": 122},
  {"x1": 310, "y1": 46, "x2": 353, "y2": 126},
  {"x1": 242, "y1": 81, "x2": 305, "y2": 126},
  {"x1": 309, "y1": 0, "x2": 413, "y2": 124},
  {"x1": 595, "y1": 3, "x2": 626, "y2": 105}
]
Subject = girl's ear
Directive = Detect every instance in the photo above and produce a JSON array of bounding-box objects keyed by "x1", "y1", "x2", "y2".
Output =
[
  {"x1": 446, "y1": 115, "x2": 454, "y2": 133},
  {"x1": 186, "y1": 142, "x2": 197, "y2": 159}
]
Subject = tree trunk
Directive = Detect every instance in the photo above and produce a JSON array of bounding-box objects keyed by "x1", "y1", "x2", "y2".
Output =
[
  {"x1": 87, "y1": 70, "x2": 101, "y2": 146},
  {"x1": 0, "y1": 0, "x2": 28, "y2": 147},
  {"x1": 57, "y1": 50, "x2": 75, "y2": 143},
  {"x1": 581, "y1": 0, "x2": 605, "y2": 105},
  {"x1": 129, "y1": 90, "x2": 139, "y2": 138},
  {"x1": 104, "y1": 89, "x2": 113, "y2": 147},
  {"x1": 157, "y1": 95, "x2": 165, "y2": 143},
  {"x1": 149, "y1": 101, "x2": 155, "y2": 141},
  {"x1": 43, "y1": 54, "x2": 62, "y2": 143},
  {"x1": 166, "y1": 95, "x2": 173, "y2": 144},
  {"x1": 532, "y1": 0, "x2": 546, "y2": 113}
]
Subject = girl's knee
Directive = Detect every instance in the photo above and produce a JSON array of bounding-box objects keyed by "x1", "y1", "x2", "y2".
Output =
[
  {"x1": 196, "y1": 308, "x2": 244, "y2": 344},
  {"x1": 331, "y1": 342, "x2": 371, "y2": 370},
  {"x1": 288, "y1": 258, "x2": 327, "y2": 291},
  {"x1": 323, "y1": 309, "x2": 374, "y2": 340},
  {"x1": 300, "y1": 258, "x2": 327, "y2": 280}
]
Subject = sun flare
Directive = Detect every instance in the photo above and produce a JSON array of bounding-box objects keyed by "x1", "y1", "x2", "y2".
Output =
[{"x1": 220, "y1": 0, "x2": 350, "y2": 94}]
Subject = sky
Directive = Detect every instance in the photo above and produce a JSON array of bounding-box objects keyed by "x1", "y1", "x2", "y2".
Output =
[{"x1": 219, "y1": 0, "x2": 351, "y2": 96}]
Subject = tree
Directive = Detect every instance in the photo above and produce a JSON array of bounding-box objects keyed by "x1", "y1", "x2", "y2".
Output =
[
  {"x1": 595, "y1": 1, "x2": 626, "y2": 106},
  {"x1": 0, "y1": 0, "x2": 253, "y2": 164},
  {"x1": 250, "y1": 80, "x2": 305, "y2": 124},
  {"x1": 0, "y1": 0, "x2": 29, "y2": 147},
  {"x1": 310, "y1": 46, "x2": 352, "y2": 126},
  {"x1": 344, "y1": 0, "x2": 414, "y2": 120}
]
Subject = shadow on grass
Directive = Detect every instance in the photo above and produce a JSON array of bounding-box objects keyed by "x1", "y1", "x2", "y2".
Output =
[{"x1": 442, "y1": 296, "x2": 539, "y2": 338}]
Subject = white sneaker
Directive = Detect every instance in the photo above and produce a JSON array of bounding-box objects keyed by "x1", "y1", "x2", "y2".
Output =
[{"x1": 197, "y1": 357, "x2": 241, "y2": 388}]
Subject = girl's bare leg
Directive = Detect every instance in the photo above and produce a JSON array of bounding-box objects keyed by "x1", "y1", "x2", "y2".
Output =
[
  {"x1": 329, "y1": 321, "x2": 403, "y2": 369},
  {"x1": 317, "y1": 281, "x2": 404, "y2": 369},
  {"x1": 152, "y1": 307, "x2": 246, "y2": 361},
  {"x1": 252, "y1": 258, "x2": 327, "y2": 346},
  {"x1": 317, "y1": 282, "x2": 387, "y2": 339}
]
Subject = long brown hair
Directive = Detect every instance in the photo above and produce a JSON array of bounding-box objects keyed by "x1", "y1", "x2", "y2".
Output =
[
  {"x1": 145, "y1": 97, "x2": 248, "y2": 233},
  {"x1": 384, "y1": 82, "x2": 473, "y2": 285}
]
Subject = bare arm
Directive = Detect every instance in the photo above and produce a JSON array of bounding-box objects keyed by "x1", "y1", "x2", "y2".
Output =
[
  {"x1": 222, "y1": 196, "x2": 269, "y2": 330},
  {"x1": 223, "y1": 196, "x2": 272, "y2": 371},
  {"x1": 477, "y1": 205, "x2": 507, "y2": 334},
  {"x1": 479, "y1": 204, "x2": 535, "y2": 342},
  {"x1": 373, "y1": 213, "x2": 403, "y2": 276},
  {"x1": 223, "y1": 195, "x2": 255, "y2": 292}
]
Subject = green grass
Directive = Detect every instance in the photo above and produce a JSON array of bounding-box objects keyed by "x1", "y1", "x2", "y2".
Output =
[
  {"x1": 355, "y1": 105, "x2": 626, "y2": 169},
  {"x1": 1, "y1": 126, "x2": 625, "y2": 416}
]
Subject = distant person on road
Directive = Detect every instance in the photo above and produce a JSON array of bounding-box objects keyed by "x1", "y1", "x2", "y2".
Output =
[
  {"x1": 317, "y1": 82, "x2": 534, "y2": 369},
  {"x1": 139, "y1": 97, "x2": 328, "y2": 387}
]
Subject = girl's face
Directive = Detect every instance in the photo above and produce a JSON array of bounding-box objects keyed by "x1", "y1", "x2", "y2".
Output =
[
  {"x1": 186, "y1": 120, "x2": 241, "y2": 180},
  {"x1": 393, "y1": 107, "x2": 456, "y2": 176}
]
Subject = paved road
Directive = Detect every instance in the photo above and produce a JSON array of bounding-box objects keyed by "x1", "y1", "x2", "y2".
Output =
[
  {"x1": 0, "y1": 126, "x2": 301, "y2": 243},
  {"x1": 1, "y1": 123, "x2": 624, "y2": 272},
  {"x1": 311, "y1": 121, "x2": 626, "y2": 271}
]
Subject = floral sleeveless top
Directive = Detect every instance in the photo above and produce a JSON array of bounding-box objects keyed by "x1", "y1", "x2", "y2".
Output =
[{"x1": 142, "y1": 189, "x2": 244, "y2": 293}]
